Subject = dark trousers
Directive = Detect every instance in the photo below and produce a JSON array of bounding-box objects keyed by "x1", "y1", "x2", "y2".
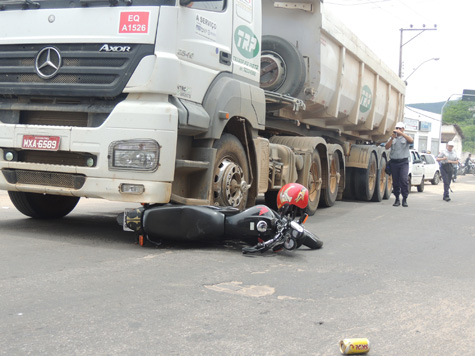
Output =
[
  {"x1": 391, "y1": 160, "x2": 409, "y2": 199},
  {"x1": 440, "y1": 165, "x2": 453, "y2": 198}
]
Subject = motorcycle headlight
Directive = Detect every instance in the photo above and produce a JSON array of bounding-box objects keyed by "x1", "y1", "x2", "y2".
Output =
[
  {"x1": 109, "y1": 139, "x2": 160, "y2": 171},
  {"x1": 290, "y1": 220, "x2": 304, "y2": 239}
]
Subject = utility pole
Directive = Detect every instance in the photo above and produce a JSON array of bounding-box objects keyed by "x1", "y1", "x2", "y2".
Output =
[{"x1": 398, "y1": 25, "x2": 437, "y2": 78}]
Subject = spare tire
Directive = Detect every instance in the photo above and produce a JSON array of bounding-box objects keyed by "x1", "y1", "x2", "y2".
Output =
[{"x1": 260, "y1": 35, "x2": 306, "y2": 97}]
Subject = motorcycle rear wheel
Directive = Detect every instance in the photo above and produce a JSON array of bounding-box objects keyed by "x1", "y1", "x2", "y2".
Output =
[{"x1": 302, "y1": 229, "x2": 323, "y2": 249}]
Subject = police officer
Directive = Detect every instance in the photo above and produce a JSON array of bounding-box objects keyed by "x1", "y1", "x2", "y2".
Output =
[
  {"x1": 437, "y1": 141, "x2": 459, "y2": 201},
  {"x1": 385, "y1": 122, "x2": 414, "y2": 207}
]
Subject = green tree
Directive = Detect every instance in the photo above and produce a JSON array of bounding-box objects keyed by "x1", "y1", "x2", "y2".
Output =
[{"x1": 442, "y1": 100, "x2": 475, "y2": 152}]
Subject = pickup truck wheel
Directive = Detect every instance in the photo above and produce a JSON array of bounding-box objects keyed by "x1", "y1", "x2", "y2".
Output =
[
  {"x1": 320, "y1": 151, "x2": 339, "y2": 207},
  {"x1": 306, "y1": 151, "x2": 322, "y2": 215},
  {"x1": 407, "y1": 175, "x2": 412, "y2": 194},
  {"x1": 355, "y1": 153, "x2": 377, "y2": 201},
  {"x1": 260, "y1": 35, "x2": 306, "y2": 97},
  {"x1": 8, "y1": 191, "x2": 79, "y2": 219},
  {"x1": 212, "y1": 134, "x2": 249, "y2": 210},
  {"x1": 431, "y1": 172, "x2": 440, "y2": 185},
  {"x1": 417, "y1": 177, "x2": 425, "y2": 192}
]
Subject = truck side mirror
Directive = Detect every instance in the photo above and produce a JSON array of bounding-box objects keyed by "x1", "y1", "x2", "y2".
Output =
[{"x1": 180, "y1": 0, "x2": 193, "y2": 6}]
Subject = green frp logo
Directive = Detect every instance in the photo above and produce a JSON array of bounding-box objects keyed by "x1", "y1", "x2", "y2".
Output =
[
  {"x1": 359, "y1": 85, "x2": 373, "y2": 113},
  {"x1": 234, "y1": 26, "x2": 259, "y2": 59}
]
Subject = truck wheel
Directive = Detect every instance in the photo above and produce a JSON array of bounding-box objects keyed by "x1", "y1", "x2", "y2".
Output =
[
  {"x1": 260, "y1": 35, "x2": 306, "y2": 97},
  {"x1": 407, "y1": 175, "x2": 412, "y2": 194},
  {"x1": 383, "y1": 173, "x2": 392, "y2": 199},
  {"x1": 417, "y1": 177, "x2": 425, "y2": 192},
  {"x1": 8, "y1": 191, "x2": 79, "y2": 219},
  {"x1": 372, "y1": 157, "x2": 387, "y2": 202},
  {"x1": 343, "y1": 167, "x2": 355, "y2": 200},
  {"x1": 264, "y1": 190, "x2": 278, "y2": 211},
  {"x1": 320, "y1": 151, "x2": 340, "y2": 207},
  {"x1": 355, "y1": 153, "x2": 377, "y2": 201},
  {"x1": 306, "y1": 151, "x2": 322, "y2": 215},
  {"x1": 212, "y1": 133, "x2": 250, "y2": 210}
]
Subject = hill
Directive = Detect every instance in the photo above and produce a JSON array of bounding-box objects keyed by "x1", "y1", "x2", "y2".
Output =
[{"x1": 406, "y1": 102, "x2": 445, "y2": 114}]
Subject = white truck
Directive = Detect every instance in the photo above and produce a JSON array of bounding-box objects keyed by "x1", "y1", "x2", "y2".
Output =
[{"x1": 0, "y1": 0, "x2": 405, "y2": 219}]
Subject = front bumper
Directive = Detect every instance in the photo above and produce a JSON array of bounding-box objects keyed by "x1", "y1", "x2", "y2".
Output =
[{"x1": 0, "y1": 94, "x2": 178, "y2": 203}]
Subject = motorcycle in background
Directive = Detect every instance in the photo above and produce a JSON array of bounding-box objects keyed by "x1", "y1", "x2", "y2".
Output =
[
  {"x1": 459, "y1": 161, "x2": 475, "y2": 175},
  {"x1": 120, "y1": 183, "x2": 323, "y2": 254}
]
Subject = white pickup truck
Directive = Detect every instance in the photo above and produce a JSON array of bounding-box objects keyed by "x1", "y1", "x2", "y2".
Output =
[{"x1": 408, "y1": 149, "x2": 425, "y2": 192}]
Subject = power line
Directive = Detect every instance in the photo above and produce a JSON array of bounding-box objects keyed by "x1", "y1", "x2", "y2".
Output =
[
  {"x1": 394, "y1": 0, "x2": 437, "y2": 25},
  {"x1": 325, "y1": 0, "x2": 391, "y2": 5}
]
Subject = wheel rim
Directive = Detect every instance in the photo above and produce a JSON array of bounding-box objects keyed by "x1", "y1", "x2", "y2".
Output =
[
  {"x1": 308, "y1": 162, "x2": 322, "y2": 202},
  {"x1": 329, "y1": 155, "x2": 339, "y2": 193},
  {"x1": 213, "y1": 158, "x2": 246, "y2": 208},
  {"x1": 260, "y1": 51, "x2": 287, "y2": 91}
]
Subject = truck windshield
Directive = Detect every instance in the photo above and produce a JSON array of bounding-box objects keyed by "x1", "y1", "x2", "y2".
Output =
[{"x1": 0, "y1": 0, "x2": 174, "y2": 10}]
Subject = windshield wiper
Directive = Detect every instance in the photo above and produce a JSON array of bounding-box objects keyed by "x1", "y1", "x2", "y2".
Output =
[
  {"x1": 79, "y1": 0, "x2": 132, "y2": 6},
  {"x1": 0, "y1": 0, "x2": 40, "y2": 10}
]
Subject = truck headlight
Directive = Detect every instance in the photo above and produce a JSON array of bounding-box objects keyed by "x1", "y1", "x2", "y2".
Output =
[{"x1": 109, "y1": 139, "x2": 160, "y2": 171}]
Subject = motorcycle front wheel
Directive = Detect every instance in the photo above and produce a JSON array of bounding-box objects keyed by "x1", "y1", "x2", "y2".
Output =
[{"x1": 302, "y1": 229, "x2": 323, "y2": 249}]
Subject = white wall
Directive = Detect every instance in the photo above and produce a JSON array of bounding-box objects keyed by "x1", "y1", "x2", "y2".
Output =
[{"x1": 403, "y1": 107, "x2": 442, "y2": 154}]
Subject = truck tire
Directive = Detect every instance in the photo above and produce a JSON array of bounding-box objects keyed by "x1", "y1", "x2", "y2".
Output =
[
  {"x1": 264, "y1": 190, "x2": 278, "y2": 211},
  {"x1": 383, "y1": 172, "x2": 392, "y2": 199},
  {"x1": 343, "y1": 167, "x2": 355, "y2": 200},
  {"x1": 320, "y1": 151, "x2": 340, "y2": 207},
  {"x1": 260, "y1": 35, "x2": 306, "y2": 97},
  {"x1": 306, "y1": 151, "x2": 322, "y2": 215},
  {"x1": 8, "y1": 191, "x2": 79, "y2": 219},
  {"x1": 372, "y1": 156, "x2": 387, "y2": 202},
  {"x1": 354, "y1": 153, "x2": 377, "y2": 201},
  {"x1": 212, "y1": 133, "x2": 250, "y2": 210}
]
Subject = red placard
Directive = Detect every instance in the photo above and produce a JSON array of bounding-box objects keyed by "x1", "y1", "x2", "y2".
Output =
[
  {"x1": 22, "y1": 135, "x2": 60, "y2": 151},
  {"x1": 119, "y1": 12, "x2": 149, "y2": 34}
]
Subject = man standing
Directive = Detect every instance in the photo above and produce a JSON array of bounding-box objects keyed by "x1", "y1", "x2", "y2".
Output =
[
  {"x1": 385, "y1": 122, "x2": 414, "y2": 207},
  {"x1": 437, "y1": 141, "x2": 459, "y2": 202}
]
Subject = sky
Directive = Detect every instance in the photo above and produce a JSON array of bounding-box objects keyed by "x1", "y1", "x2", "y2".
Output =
[{"x1": 323, "y1": 0, "x2": 475, "y2": 105}]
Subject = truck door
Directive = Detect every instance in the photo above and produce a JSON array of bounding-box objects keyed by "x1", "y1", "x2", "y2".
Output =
[
  {"x1": 176, "y1": 0, "x2": 233, "y2": 74},
  {"x1": 231, "y1": 0, "x2": 261, "y2": 84}
]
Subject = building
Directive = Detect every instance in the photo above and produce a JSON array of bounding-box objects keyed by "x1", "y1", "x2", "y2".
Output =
[
  {"x1": 441, "y1": 124, "x2": 464, "y2": 158},
  {"x1": 403, "y1": 106, "x2": 442, "y2": 154}
]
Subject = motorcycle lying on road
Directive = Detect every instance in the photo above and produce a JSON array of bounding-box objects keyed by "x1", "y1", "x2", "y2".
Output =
[{"x1": 120, "y1": 183, "x2": 323, "y2": 254}]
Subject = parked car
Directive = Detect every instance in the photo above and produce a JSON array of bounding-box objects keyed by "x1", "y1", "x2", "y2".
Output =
[
  {"x1": 408, "y1": 149, "x2": 425, "y2": 192},
  {"x1": 420, "y1": 153, "x2": 441, "y2": 185}
]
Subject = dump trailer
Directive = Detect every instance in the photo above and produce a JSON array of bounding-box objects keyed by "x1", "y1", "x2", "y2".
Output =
[{"x1": 0, "y1": 0, "x2": 405, "y2": 219}]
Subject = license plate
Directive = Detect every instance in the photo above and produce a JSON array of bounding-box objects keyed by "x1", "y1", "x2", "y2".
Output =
[{"x1": 22, "y1": 135, "x2": 60, "y2": 151}]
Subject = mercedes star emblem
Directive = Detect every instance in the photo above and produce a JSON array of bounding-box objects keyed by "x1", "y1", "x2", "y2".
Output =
[{"x1": 35, "y1": 47, "x2": 62, "y2": 79}]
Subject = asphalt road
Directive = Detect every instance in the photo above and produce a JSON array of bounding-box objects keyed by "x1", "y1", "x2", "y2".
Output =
[{"x1": 1, "y1": 175, "x2": 474, "y2": 356}]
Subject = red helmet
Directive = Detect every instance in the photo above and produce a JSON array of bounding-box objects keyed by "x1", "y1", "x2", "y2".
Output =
[{"x1": 277, "y1": 183, "x2": 309, "y2": 210}]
